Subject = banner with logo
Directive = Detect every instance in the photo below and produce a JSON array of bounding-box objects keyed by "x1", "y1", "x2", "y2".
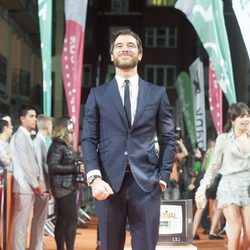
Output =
[
  {"x1": 175, "y1": 72, "x2": 196, "y2": 149},
  {"x1": 232, "y1": 0, "x2": 250, "y2": 60},
  {"x1": 62, "y1": 0, "x2": 88, "y2": 148},
  {"x1": 189, "y1": 58, "x2": 206, "y2": 151},
  {"x1": 175, "y1": 0, "x2": 237, "y2": 104},
  {"x1": 209, "y1": 60, "x2": 223, "y2": 135},
  {"x1": 38, "y1": 0, "x2": 52, "y2": 116}
]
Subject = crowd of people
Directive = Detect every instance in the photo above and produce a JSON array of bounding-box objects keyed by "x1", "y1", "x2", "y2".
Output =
[
  {"x1": 0, "y1": 107, "x2": 85, "y2": 250},
  {"x1": 1, "y1": 29, "x2": 250, "y2": 250}
]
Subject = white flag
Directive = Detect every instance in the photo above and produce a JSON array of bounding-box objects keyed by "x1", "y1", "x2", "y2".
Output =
[
  {"x1": 232, "y1": 0, "x2": 250, "y2": 61},
  {"x1": 175, "y1": 0, "x2": 237, "y2": 104}
]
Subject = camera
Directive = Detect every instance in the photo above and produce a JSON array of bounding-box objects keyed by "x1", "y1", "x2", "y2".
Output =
[
  {"x1": 176, "y1": 127, "x2": 182, "y2": 140},
  {"x1": 75, "y1": 160, "x2": 85, "y2": 183},
  {"x1": 76, "y1": 172, "x2": 85, "y2": 183}
]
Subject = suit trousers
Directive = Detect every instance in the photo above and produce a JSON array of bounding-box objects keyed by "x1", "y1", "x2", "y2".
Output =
[
  {"x1": 10, "y1": 193, "x2": 48, "y2": 250},
  {"x1": 96, "y1": 173, "x2": 161, "y2": 250}
]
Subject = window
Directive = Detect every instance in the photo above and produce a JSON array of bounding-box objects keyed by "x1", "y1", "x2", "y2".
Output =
[
  {"x1": 145, "y1": 28, "x2": 177, "y2": 48},
  {"x1": 0, "y1": 55, "x2": 7, "y2": 86},
  {"x1": 145, "y1": 65, "x2": 176, "y2": 88},
  {"x1": 147, "y1": 0, "x2": 176, "y2": 6},
  {"x1": 109, "y1": 26, "x2": 129, "y2": 44},
  {"x1": 0, "y1": 54, "x2": 7, "y2": 96},
  {"x1": 11, "y1": 69, "x2": 30, "y2": 96},
  {"x1": 85, "y1": 27, "x2": 93, "y2": 48},
  {"x1": 111, "y1": 0, "x2": 129, "y2": 12},
  {"x1": 82, "y1": 64, "x2": 92, "y2": 87},
  {"x1": 88, "y1": 0, "x2": 94, "y2": 6},
  {"x1": 19, "y1": 70, "x2": 30, "y2": 96},
  {"x1": 106, "y1": 64, "x2": 116, "y2": 82}
]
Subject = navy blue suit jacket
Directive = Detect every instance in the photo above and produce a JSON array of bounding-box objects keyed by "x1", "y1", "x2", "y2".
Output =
[{"x1": 82, "y1": 78, "x2": 176, "y2": 193}]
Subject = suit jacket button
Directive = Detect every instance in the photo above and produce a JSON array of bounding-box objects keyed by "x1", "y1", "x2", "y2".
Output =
[{"x1": 124, "y1": 151, "x2": 128, "y2": 156}]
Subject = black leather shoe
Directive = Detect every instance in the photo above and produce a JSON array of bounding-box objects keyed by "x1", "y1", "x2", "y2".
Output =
[
  {"x1": 203, "y1": 228, "x2": 210, "y2": 234},
  {"x1": 209, "y1": 234, "x2": 223, "y2": 240},
  {"x1": 193, "y1": 234, "x2": 200, "y2": 240},
  {"x1": 218, "y1": 227, "x2": 226, "y2": 235}
]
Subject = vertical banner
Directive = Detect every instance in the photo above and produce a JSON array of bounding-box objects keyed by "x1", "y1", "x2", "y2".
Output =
[
  {"x1": 38, "y1": 0, "x2": 52, "y2": 116},
  {"x1": 175, "y1": 72, "x2": 196, "y2": 149},
  {"x1": 189, "y1": 58, "x2": 207, "y2": 151},
  {"x1": 209, "y1": 60, "x2": 223, "y2": 135},
  {"x1": 62, "y1": 0, "x2": 88, "y2": 149},
  {"x1": 232, "y1": 0, "x2": 250, "y2": 60},
  {"x1": 175, "y1": 0, "x2": 237, "y2": 104}
]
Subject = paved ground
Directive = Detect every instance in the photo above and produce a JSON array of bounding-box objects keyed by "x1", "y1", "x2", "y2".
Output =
[{"x1": 44, "y1": 217, "x2": 227, "y2": 250}]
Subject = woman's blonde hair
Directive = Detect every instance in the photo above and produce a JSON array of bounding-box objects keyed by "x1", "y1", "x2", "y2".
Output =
[{"x1": 52, "y1": 117, "x2": 74, "y2": 146}]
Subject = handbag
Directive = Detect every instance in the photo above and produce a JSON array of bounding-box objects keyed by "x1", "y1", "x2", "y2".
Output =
[{"x1": 205, "y1": 174, "x2": 222, "y2": 200}]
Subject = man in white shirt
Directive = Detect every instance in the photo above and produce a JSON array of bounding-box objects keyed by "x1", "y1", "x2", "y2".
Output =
[
  {"x1": 10, "y1": 105, "x2": 43, "y2": 250},
  {"x1": 32, "y1": 114, "x2": 53, "y2": 249}
]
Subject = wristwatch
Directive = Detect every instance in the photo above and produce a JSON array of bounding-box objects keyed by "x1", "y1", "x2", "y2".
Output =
[{"x1": 88, "y1": 175, "x2": 101, "y2": 185}]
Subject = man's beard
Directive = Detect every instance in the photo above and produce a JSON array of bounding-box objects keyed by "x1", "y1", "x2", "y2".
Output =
[{"x1": 113, "y1": 56, "x2": 139, "y2": 70}]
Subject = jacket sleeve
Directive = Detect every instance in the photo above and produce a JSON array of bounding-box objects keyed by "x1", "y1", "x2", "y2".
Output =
[
  {"x1": 47, "y1": 144, "x2": 78, "y2": 175},
  {"x1": 33, "y1": 138, "x2": 45, "y2": 183},
  {"x1": 13, "y1": 133, "x2": 40, "y2": 189},
  {"x1": 157, "y1": 87, "x2": 176, "y2": 184},
  {"x1": 81, "y1": 88, "x2": 101, "y2": 174},
  {"x1": 0, "y1": 143, "x2": 11, "y2": 168},
  {"x1": 195, "y1": 133, "x2": 226, "y2": 204}
]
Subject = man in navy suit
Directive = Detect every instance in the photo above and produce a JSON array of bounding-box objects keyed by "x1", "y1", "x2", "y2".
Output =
[{"x1": 82, "y1": 29, "x2": 176, "y2": 250}]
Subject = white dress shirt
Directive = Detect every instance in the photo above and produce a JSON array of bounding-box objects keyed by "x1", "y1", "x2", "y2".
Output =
[{"x1": 116, "y1": 74, "x2": 139, "y2": 126}]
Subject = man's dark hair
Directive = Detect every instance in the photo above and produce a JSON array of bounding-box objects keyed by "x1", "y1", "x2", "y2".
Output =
[
  {"x1": 110, "y1": 29, "x2": 143, "y2": 55},
  {"x1": 0, "y1": 113, "x2": 8, "y2": 119},
  {"x1": 18, "y1": 105, "x2": 37, "y2": 119},
  {"x1": 0, "y1": 119, "x2": 9, "y2": 133}
]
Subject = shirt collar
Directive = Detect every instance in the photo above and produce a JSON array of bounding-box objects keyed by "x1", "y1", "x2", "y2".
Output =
[
  {"x1": 37, "y1": 132, "x2": 46, "y2": 142},
  {"x1": 20, "y1": 126, "x2": 32, "y2": 137},
  {"x1": 115, "y1": 74, "x2": 139, "y2": 89},
  {"x1": 228, "y1": 129, "x2": 250, "y2": 139}
]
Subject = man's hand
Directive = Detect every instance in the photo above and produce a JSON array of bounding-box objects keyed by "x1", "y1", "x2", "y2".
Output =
[
  {"x1": 90, "y1": 178, "x2": 114, "y2": 200},
  {"x1": 188, "y1": 183, "x2": 195, "y2": 190},
  {"x1": 34, "y1": 181, "x2": 44, "y2": 195},
  {"x1": 159, "y1": 182, "x2": 167, "y2": 192},
  {"x1": 34, "y1": 186, "x2": 42, "y2": 195}
]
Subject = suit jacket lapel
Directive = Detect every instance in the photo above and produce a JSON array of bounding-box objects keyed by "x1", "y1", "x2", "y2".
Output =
[
  {"x1": 132, "y1": 79, "x2": 151, "y2": 129},
  {"x1": 106, "y1": 79, "x2": 129, "y2": 128}
]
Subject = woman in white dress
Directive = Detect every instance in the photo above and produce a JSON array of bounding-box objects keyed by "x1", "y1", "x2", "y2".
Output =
[{"x1": 196, "y1": 102, "x2": 250, "y2": 250}]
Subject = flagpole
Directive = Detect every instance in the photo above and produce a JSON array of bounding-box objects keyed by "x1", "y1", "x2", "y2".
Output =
[{"x1": 96, "y1": 55, "x2": 101, "y2": 87}]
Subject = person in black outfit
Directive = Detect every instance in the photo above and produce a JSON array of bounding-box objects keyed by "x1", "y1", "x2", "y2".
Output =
[{"x1": 47, "y1": 117, "x2": 84, "y2": 250}]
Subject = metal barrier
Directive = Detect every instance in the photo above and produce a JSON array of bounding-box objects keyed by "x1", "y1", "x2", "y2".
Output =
[
  {"x1": 0, "y1": 170, "x2": 95, "y2": 246},
  {"x1": 44, "y1": 198, "x2": 56, "y2": 237},
  {"x1": 44, "y1": 182, "x2": 95, "y2": 239},
  {"x1": 0, "y1": 168, "x2": 8, "y2": 250}
]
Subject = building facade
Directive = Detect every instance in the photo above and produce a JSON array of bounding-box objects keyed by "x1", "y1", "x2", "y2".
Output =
[{"x1": 0, "y1": 0, "x2": 249, "y2": 129}]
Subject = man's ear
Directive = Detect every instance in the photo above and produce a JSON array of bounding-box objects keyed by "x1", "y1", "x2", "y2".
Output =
[
  {"x1": 138, "y1": 53, "x2": 143, "y2": 61},
  {"x1": 111, "y1": 54, "x2": 114, "y2": 62}
]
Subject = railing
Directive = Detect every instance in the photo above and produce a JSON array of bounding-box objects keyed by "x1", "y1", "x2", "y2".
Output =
[
  {"x1": 44, "y1": 182, "x2": 95, "y2": 238},
  {"x1": 0, "y1": 168, "x2": 11, "y2": 250},
  {"x1": 0, "y1": 169, "x2": 95, "y2": 248}
]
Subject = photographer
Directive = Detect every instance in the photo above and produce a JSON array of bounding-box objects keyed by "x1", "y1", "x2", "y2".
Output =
[
  {"x1": 47, "y1": 117, "x2": 84, "y2": 250},
  {"x1": 163, "y1": 129, "x2": 188, "y2": 200}
]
